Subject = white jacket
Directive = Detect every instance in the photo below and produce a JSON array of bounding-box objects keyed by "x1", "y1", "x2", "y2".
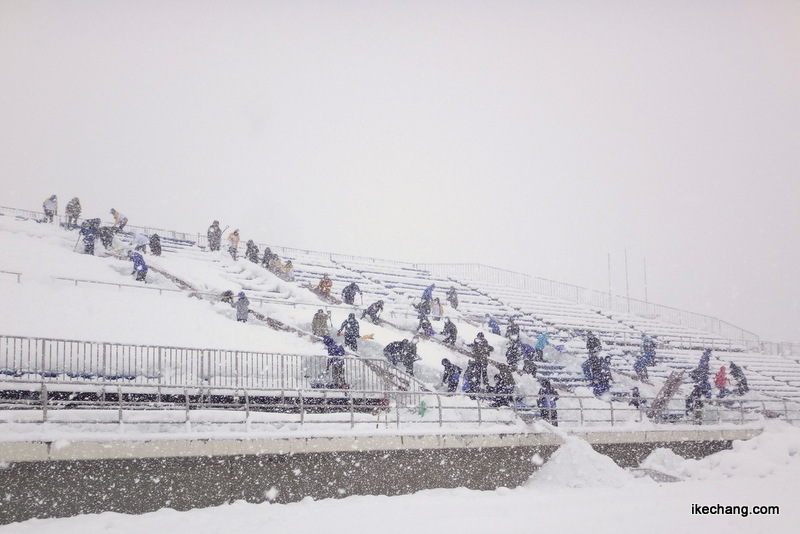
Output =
[
  {"x1": 131, "y1": 233, "x2": 149, "y2": 247},
  {"x1": 43, "y1": 198, "x2": 58, "y2": 212}
]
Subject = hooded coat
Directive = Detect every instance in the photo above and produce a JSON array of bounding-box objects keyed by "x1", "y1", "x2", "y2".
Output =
[
  {"x1": 234, "y1": 295, "x2": 250, "y2": 321},
  {"x1": 312, "y1": 310, "x2": 330, "y2": 336}
]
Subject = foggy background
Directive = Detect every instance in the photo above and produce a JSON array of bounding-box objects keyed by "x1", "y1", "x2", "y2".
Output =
[{"x1": 1, "y1": 1, "x2": 798, "y2": 342}]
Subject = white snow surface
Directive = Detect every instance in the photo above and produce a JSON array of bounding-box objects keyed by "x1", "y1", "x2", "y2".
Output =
[
  {"x1": 2, "y1": 217, "x2": 800, "y2": 532},
  {"x1": 1, "y1": 421, "x2": 798, "y2": 533}
]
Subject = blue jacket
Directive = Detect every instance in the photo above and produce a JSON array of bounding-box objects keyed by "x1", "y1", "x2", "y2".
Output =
[
  {"x1": 520, "y1": 343, "x2": 536, "y2": 359},
  {"x1": 421, "y1": 284, "x2": 435, "y2": 302},
  {"x1": 486, "y1": 315, "x2": 501, "y2": 335},
  {"x1": 535, "y1": 332, "x2": 550, "y2": 350},
  {"x1": 130, "y1": 252, "x2": 148, "y2": 272},
  {"x1": 322, "y1": 335, "x2": 345, "y2": 357}
]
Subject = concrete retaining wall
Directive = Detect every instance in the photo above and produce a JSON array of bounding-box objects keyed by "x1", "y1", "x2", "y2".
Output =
[{"x1": 0, "y1": 427, "x2": 760, "y2": 525}]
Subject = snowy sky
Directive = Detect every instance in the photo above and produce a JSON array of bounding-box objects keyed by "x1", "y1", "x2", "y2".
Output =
[{"x1": 1, "y1": 1, "x2": 798, "y2": 342}]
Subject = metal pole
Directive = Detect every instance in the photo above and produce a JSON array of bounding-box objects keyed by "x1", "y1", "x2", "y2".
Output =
[
  {"x1": 625, "y1": 248, "x2": 630, "y2": 313},
  {"x1": 41, "y1": 384, "x2": 48, "y2": 422},
  {"x1": 607, "y1": 253, "x2": 612, "y2": 306}
]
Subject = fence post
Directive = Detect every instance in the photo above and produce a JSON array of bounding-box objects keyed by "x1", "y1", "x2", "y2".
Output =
[
  {"x1": 40, "y1": 339, "x2": 46, "y2": 379},
  {"x1": 350, "y1": 394, "x2": 355, "y2": 429},
  {"x1": 157, "y1": 347, "x2": 162, "y2": 386},
  {"x1": 41, "y1": 383, "x2": 48, "y2": 422},
  {"x1": 396, "y1": 400, "x2": 401, "y2": 429},
  {"x1": 609, "y1": 399, "x2": 615, "y2": 426},
  {"x1": 102, "y1": 343, "x2": 108, "y2": 382},
  {"x1": 299, "y1": 390, "x2": 304, "y2": 426},
  {"x1": 436, "y1": 393, "x2": 443, "y2": 427}
]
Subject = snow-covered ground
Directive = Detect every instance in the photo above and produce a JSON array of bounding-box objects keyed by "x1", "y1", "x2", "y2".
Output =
[{"x1": 1, "y1": 421, "x2": 798, "y2": 533}]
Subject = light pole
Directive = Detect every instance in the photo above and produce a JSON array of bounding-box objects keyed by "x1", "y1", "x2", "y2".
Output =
[{"x1": 625, "y1": 248, "x2": 630, "y2": 313}]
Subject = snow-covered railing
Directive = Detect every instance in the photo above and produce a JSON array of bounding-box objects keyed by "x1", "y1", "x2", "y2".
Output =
[
  {"x1": 0, "y1": 205, "x2": 762, "y2": 346},
  {"x1": 40, "y1": 273, "x2": 767, "y2": 357},
  {"x1": 418, "y1": 262, "x2": 760, "y2": 345},
  {"x1": 0, "y1": 206, "x2": 198, "y2": 244},
  {"x1": 2, "y1": 378, "x2": 799, "y2": 430},
  {"x1": 20, "y1": 269, "x2": 737, "y2": 356},
  {"x1": 0, "y1": 335, "x2": 422, "y2": 394},
  {"x1": 745, "y1": 340, "x2": 800, "y2": 360},
  {"x1": 46, "y1": 273, "x2": 425, "y2": 320},
  {"x1": 0, "y1": 270, "x2": 21, "y2": 283}
]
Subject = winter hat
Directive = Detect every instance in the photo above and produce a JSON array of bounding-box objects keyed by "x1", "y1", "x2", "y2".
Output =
[{"x1": 238, "y1": 291, "x2": 245, "y2": 298}]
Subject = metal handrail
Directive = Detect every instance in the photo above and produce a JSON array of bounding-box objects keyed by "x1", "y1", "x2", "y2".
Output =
[
  {"x1": 0, "y1": 270, "x2": 22, "y2": 283},
  {"x1": 2, "y1": 377, "x2": 798, "y2": 430},
  {"x1": 0, "y1": 334, "x2": 424, "y2": 394},
  {"x1": 24, "y1": 269, "x2": 750, "y2": 355},
  {"x1": 418, "y1": 262, "x2": 760, "y2": 343},
  {"x1": 4, "y1": 270, "x2": 754, "y2": 356},
  {"x1": 13, "y1": 266, "x2": 428, "y2": 322}
]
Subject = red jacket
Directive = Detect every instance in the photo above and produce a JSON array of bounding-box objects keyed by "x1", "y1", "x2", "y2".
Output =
[{"x1": 715, "y1": 368, "x2": 728, "y2": 388}]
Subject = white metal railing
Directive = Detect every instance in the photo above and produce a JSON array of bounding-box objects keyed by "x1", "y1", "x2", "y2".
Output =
[
  {"x1": 418, "y1": 262, "x2": 761, "y2": 344},
  {"x1": 7, "y1": 270, "x2": 426, "y2": 323},
  {"x1": 745, "y1": 340, "x2": 800, "y2": 360},
  {"x1": 0, "y1": 334, "x2": 422, "y2": 394},
  {"x1": 2, "y1": 378, "x2": 798, "y2": 430},
  {"x1": 5, "y1": 268, "x2": 750, "y2": 355},
  {"x1": 579, "y1": 329, "x2": 743, "y2": 352}
]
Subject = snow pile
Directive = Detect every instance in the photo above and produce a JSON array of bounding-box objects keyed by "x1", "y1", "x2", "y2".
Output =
[
  {"x1": 638, "y1": 447, "x2": 691, "y2": 477},
  {"x1": 641, "y1": 420, "x2": 800, "y2": 481},
  {"x1": 526, "y1": 435, "x2": 634, "y2": 488}
]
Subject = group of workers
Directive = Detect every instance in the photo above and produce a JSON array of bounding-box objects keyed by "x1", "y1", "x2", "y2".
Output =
[
  {"x1": 206, "y1": 221, "x2": 294, "y2": 279},
  {"x1": 42, "y1": 194, "x2": 161, "y2": 283},
  {"x1": 44, "y1": 196, "x2": 755, "y2": 424}
]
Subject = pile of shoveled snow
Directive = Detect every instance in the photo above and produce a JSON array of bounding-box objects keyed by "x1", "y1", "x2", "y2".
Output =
[
  {"x1": 641, "y1": 420, "x2": 800, "y2": 481},
  {"x1": 526, "y1": 435, "x2": 634, "y2": 488}
]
